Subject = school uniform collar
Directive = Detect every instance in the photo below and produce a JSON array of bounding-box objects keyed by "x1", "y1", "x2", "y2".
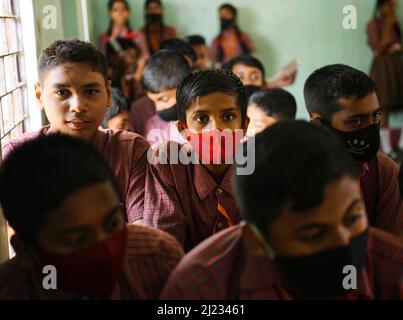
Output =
[
  {"x1": 91, "y1": 128, "x2": 108, "y2": 152},
  {"x1": 193, "y1": 164, "x2": 235, "y2": 200}
]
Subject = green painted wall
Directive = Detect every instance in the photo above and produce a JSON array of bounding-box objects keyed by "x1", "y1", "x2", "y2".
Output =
[{"x1": 67, "y1": 1, "x2": 403, "y2": 118}]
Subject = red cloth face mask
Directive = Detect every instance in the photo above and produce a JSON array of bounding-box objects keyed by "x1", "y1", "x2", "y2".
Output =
[
  {"x1": 36, "y1": 227, "x2": 128, "y2": 298},
  {"x1": 185, "y1": 128, "x2": 243, "y2": 164}
]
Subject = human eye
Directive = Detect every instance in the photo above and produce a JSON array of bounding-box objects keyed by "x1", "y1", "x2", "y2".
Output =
[
  {"x1": 55, "y1": 89, "x2": 69, "y2": 97},
  {"x1": 195, "y1": 114, "x2": 209, "y2": 123},
  {"x1": 222, "y1": 112, "x2": 237, "y2": 122},
  {"x1": 85, "y1": 88, "x2": 100, "y2": 96}
]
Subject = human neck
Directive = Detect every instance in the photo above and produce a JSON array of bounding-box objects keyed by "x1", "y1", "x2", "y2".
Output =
[{"x1": 204, "y1": 164, "x2": 231, "y2": 184}]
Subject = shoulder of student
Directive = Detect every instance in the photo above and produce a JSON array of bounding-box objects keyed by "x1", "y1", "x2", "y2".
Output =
[
  {"x1": 102, "y1": 129, "x2": 150, "y2": 159},
  {"x1": 1, "y1": 127, "x2": 49, "y2": 160},
  {"x1": 376, "y1": 151, "x2": 399, "y2": 182},
  {"x1": 125, "y1": 224, "x2": 184, "y2": 259},
  {"x1": 149, "y1": 140, "x2": 192, "y2": 166},
  {"x1": 367, "y1": 227, "x2": 403, "y2": 286},
  {"x1": 161, "y1": 225, "x2": 245, "y2": 299}
]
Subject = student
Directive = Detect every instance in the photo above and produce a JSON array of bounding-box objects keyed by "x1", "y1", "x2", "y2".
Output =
[
  {"x1": 136, "y1": 0, "x2": 177, "y2": 57},
  {"x1": 2, "y1": 39, "x2": 150, "y2": 223},
  {"x1": 102, "y1": 88, "x2": 130, "y2": 131},
  {"x1": 225, "y1": 55, "x2": 298, "y2": 98},
  {"x1": 98, "y1": 0, "x2": 148, "y2": 82},
  {"x1": 186, "y1": 35, "x2": 213, "y2": 70},
  {"x1": 161, "y1": 121, "x2": 403, "y2": 299},
  {"x1": 131, "y1": 50, "x2": 190, "y2": 147},
  {"x1": 367, "y1": 0, "x2": 403, "y2": 155},
  {"x1": 247, "y1": 88, "x2": 297, "y2": 136},
  {"x1": 161, "y1": 38, "x2": 197, "y2": 69},
  {"x1": 210, "y1": 3, "x2": 255, "y2": 65},
  {"x1": 304, "y1": 64, "x2": 403, "y2": 237},
  {"x1": 106, "y1": 38, "x2": 144, "y2": 105},
  {"x1": 0, "y1": 135, "x2": 184, "y2": 300},
  {"x1": 139, "y1": 69, "x2": 250, "y2": 251}
]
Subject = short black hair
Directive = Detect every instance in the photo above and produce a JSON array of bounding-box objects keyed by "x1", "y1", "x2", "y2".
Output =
[
  {"x1": 0, "y1": 134, "x2": 119, "y2": 243},
  {"x1": 108, "y1": 0, "x2": 130, "y2": 11},
  {"x1": 304, "y1": 64, "x2": 376, "y2": 122},
  {"x1": 219, "y1": 3, "x2": 237, "y2": 17},
  {"x1": 161, "y1": 38, "x2": 197, "y2": 63},
  {"x1": 186, "y1": 35, "x2": 206, "y2": 46},
  {"x1": 102, "y1": 87, "x2": 128, "y2": 128},
  {"x1": 38, "y1": 39, "x2": 108, "y2": 85},
  {"x1": 234, "y1": 120, "x2": 359, "y2": 235},
  {"x1": 145, "y1": 0, "x2": 162, "y2": 10},
  {"x1": 249, "y1": 88, "x2": 297, "y2": 121},
  {"x1": 142, "y1": 49, "x2": 191, "y2": 93},
  {"x1": 224, "y1": 55, "x2": 266, "y2": 80},
  {"x1": 176, "y1": 68, "x2": 247, "y2": 123}
]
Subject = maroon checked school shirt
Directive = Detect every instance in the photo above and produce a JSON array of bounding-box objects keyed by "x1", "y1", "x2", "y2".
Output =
[
  {"x1": 136, "y1": 141, "x2": 243, "y2": 251},
  {"x1": 2, "y1": 126, "x2": 150, "y2": 222},
  {"x1": 0, "y1": 225, "x2": 184, "y2": 299},
  {"x1": 360, "y1": 152, "x2": 403, "y2": 236},
  {"x1": 161, "y1": 223, "x2": 403, "y2": 300}
]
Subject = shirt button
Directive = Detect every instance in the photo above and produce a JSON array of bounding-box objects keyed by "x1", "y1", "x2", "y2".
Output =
[
  {"x1": 217, "y1": 222, "x2": 223, "y2": 229},
  {"x1": 217, "y1": 188, "x2": 223, "y2": 195}
]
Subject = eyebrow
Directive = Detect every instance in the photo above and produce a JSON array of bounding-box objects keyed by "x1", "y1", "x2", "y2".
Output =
[
  {"x1": 346, "y1": 107, "x2": 382, "y2": 119},
  {"x1": 52, "y1": 83, "x2": 103, "y2": 89},
  {"x1": 192, "y1": 107, "x2": 240, "y2": 114},
  {"x1": 56, "y1": 206, "x2": 121, "y2": 236},
  {"x1": 296, "y1": 198, "x2": 362, "y2": 232}
]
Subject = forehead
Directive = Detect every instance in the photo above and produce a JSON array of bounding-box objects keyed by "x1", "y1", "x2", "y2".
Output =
[
  {"x1": 193, "y1": 44, "x2": 207, "y2": 52},
  {"x1": 220, "y1": 8, "x2": 235, "y2": 16},
  {"x1": 335, "y1": 92, "x2": 380, "y2": 117},
  {"x1": 187, "y1": 92, "x2": 239, "y2": 113},
  {"x1": 152, "y1": 88, "x2": 176, "y2": 97},
  {"x1": 42, "y1": 63, "x2": 106, "y2": 88},
  {"x1": 39, "y1": 182, "x2": 120, "y2": 235},
  {"x1": 111, "y1": 1, "x2": 128, "y2": 10},
  {"x1": 247, "y1": 105, "x2": 269, "y2": 118},
  {"x1": 232, "y1": 63, "x2": 262, "y2": 76},
  {"x1": 271, "y1": 175, "x2": 360, "y2": 231},
  {"x1": 147, "y1": 2, "x2": 162, "y2": 10}
]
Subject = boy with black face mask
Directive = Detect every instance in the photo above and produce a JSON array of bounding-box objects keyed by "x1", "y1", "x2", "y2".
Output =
[
  {"x1": 161, "y1": 121, "x2": 403, "y2": 300},
  {"x1": 304, "y1": 64, "x2": 403, "y2": 238},
  {"x1": 131, "y1": 50, "x2": 190, "y2": 148},
  {"x1": 225, "y1": 55, "x2": 298, "y2": 100}
]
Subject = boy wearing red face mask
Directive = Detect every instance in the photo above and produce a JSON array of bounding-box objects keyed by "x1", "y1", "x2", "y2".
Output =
[
  {"x1": 137, "y1": 69, "x2": 250, "y2": 251},
  {"x1": 0, "y1": 135, "x2": 184, "y2": 300}
]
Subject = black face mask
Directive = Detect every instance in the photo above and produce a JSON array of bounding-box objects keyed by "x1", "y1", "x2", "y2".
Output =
[
  {"x1": 244, "y1": 85, "x2": 262, "y2": 101},
  {"x1": 324, "y1": 122, "x2": 380, "y2": 163},
  {"x1": 220, "y1": 18, "x2": 234, "y2": 30},
  {"x1": 274, "y1": 229, "x2": 368, "y2": 299},
  {"x1": 157, "y1": 104, "x2": 178, "y2": 122},
  {"x1": 146, "y1": 14, "x2": 163, "y2": 25}
]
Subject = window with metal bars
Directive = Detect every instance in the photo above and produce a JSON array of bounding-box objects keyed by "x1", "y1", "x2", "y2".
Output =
[
  {"x1": 0, "y1": 0, "x2": 30, "y2": 263},
  {"x1": 0, "y1": 0, "x2": 28, "y2": 148}
]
